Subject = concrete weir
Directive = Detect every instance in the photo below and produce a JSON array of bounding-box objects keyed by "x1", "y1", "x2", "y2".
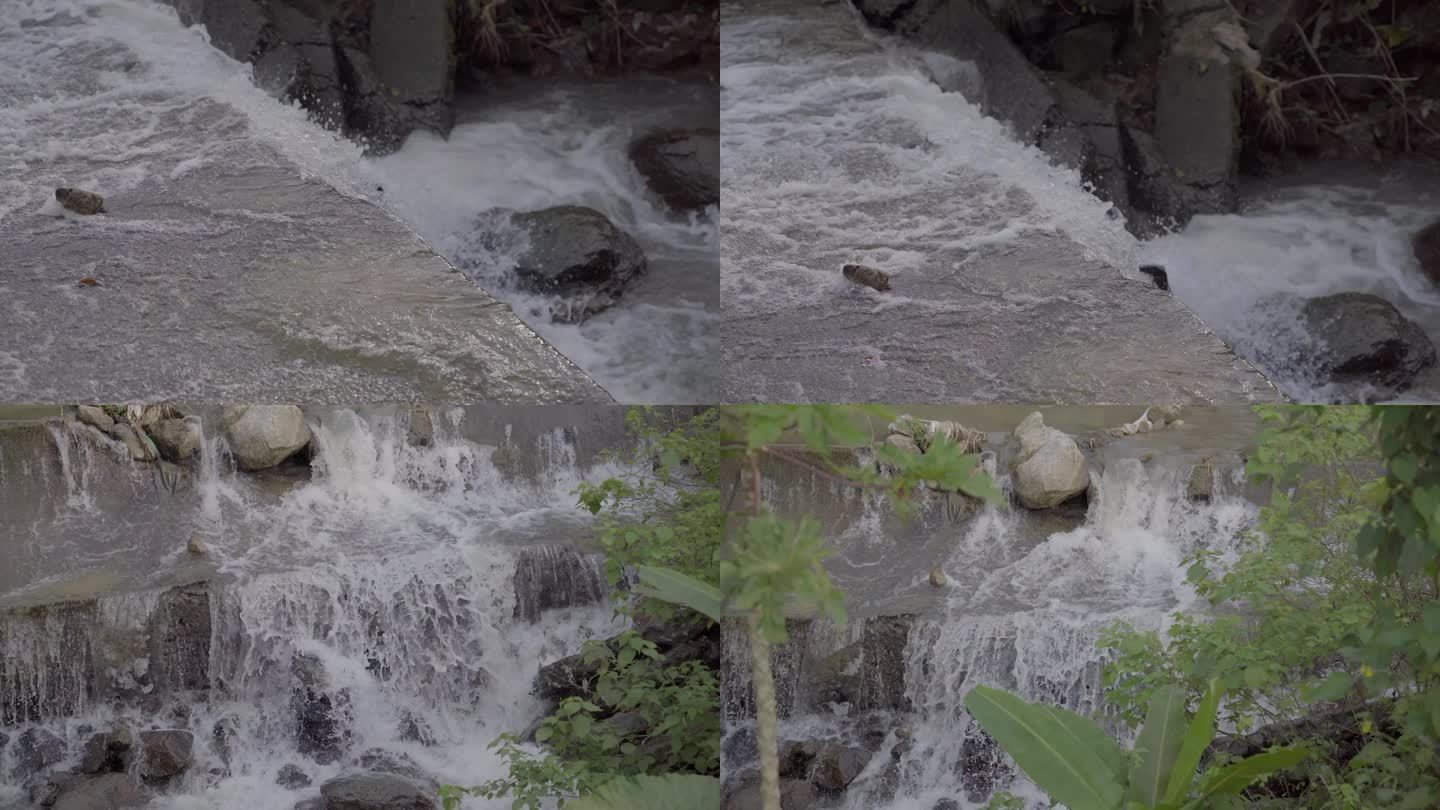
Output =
[
  {"x1": 719, "y1": 0, "x2": 1280, "y2": 403},
  {"x1": 0, "y1": 2, "x2": 609, "y2": 403}
]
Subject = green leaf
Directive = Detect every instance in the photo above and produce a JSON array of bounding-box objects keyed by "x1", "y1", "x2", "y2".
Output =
[
  {"x1": 963, "y1": 685, "x2": 1126, "y2": 810},
  {"x1": 635, "y1": 565, "x2": 721, "y2": 621},
  {"x1": 1128, "y1": 685, "x2": 1187, "y2": 805},
  {"x1": 566, "y1": 775, "x2": 720, "y2": 810},
  {"x1": 1163, "y1": 679, "x2": 1222, "y2": 805},
  {"x1": 1305, "y1": 671, "x2": 1354, "y2": 702},
  {"x1": 1188, "y1": 748, "x2": 1308, "y2": 803},
  {"x1": 1390, "y1": 454, "x2": 1418, "y2": 484}
]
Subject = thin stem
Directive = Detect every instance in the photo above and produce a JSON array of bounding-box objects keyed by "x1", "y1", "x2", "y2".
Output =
[{"x1": 749, "y1": 611, "x2": 780, "y2": 810}]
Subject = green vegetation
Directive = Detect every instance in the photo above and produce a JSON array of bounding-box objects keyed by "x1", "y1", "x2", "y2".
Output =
[
  {"x1": 723, "y1": 405, "x2": 1440, "y2": 810},
  {"x1": 722, "y1": 405, "x2": 1004, "y2": 810},
  {"x1": 444, "y1": 407, "x2": 720, "y2": 810}
]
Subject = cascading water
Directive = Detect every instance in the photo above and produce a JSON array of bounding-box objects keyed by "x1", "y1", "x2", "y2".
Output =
[
  {"x1": 721, "y1": 416, "x2": 1261, "y2": 809},
  {"x1": 0, "y1": 0, "x2": 713, "y2": 402},
  {"x1": 1141, "y1": 166, "x2": 1440, "y2": 402},
  {"x1": 719, "y1": 0, "x2": 1274, "y2": 403},
  {"x1": 366, "y1": 80, "x2": 720, "y2": 404},
  {"x1": 0, "y1": 408, "x2": 647, "y2": 809}
]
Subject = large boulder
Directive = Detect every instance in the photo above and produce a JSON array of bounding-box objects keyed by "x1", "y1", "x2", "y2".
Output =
[
  {"x1": 292, "y1": 654, "x2": 352, "y2": 764},
  {"x1": 221, "y1": 405, "x2": 311, "y2": 471},
  {"x1": 512, "y1": 545, "x2": 607, "y2": 622},
  {"x1": 148, "y1": 416, "x2": 203, "y2": 462},
  {"x1": 510, "y1": 206, "x2": 647, "y2": 324},
  {"x1": 318, "y1": 772, "x2": 437, "y2": 810},
  {"x1": 51, "y1": 773, "x2": 147, "y2": 810},
  {"x1": 1300, "y1": 292, "x2": 1437, "y2": 397},
  {"x1": 157, "y1": 0, "x2": 454, "y2": 154},
  {"x1": 723, "y1": 777, "x2": 818, "y2": 810},
  {"x1": 629, "y1": 129, "x2": 719, "y2": 213},
  {"x1": 10, "y1": 727, "x2": 66, "y2": 780},
  {"x1": 137, "y1": 730, "x2": 193, "y2": 782},
  {"x1": 1012, "y1": 412, "x2": 1090, "y2": 509},
  {"x1": 79, "y1": 726, "x2": 135, "y2": 774},
  {"x1": 1416, "y1": 219, "x2": 1440, "y2": 288}
]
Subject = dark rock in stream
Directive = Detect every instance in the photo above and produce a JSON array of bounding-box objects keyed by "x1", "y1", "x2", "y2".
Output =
[
  {"x1": 629, "y1": 129, "x2": 720, "y2": 212},
  {"x1": 292, "y1": 654, "x2": 353, "y2": 764},
  {"x1": 155, "y1": 0, "x2": 454, "y2": 154},
  {"x1": 356, "y1": 749, "x2": 438, "y2": 793},
  {"x1": 50, "y1": 773, "x2": 147, "y2": 810},
  {"x1": 318, "y1": 772, "x2": 437, "y2": 810},
  {"x1": 1300, "y1": 292, "x2": 1437, "y2": 398},
  {"x1": 137, "y1": 730, "x2": 194, "y2": 783},
  {"x1": 510, "y1": 206, "x2": 648, "y2": 325},
  {"x1": 278, "y1": 764, "x2": 314, "y2": 790},
  {"x1": 10, "y1": 727, "x2": 66, "y2": 781},
  {"x1": 79, "y1": 726, "x2": 135, "y2": 774},
  {"x1": 1417, "y1": 218, "x2": 1440, "y2": 288}
]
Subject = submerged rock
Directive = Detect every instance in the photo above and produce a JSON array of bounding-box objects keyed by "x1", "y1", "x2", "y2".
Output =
[
  {"x1": 222, "y1": 404, "x2": 312, "y2": 471},
  {"x1": 629, "y1": 129, "x2": 719, "y2": 212},
  {"x1": 1299, "y1": 292, "x2": 1436, "y2": 397},
  {"x1": 1415, "y1": 218, "x2": 1440, "y2": 288},
  {"x1": 1188, "y1": 457, "x2": 1214, "y2": 500},
  {"x1": 723, "y1": 777, "x2": 817, "y2": 810},
  {"x1": 137, "y1": 730, "x2": 193, "y2": 782},
  {"x1": 277, "y1": 763, "x2": 313, "y2": 790},
  {"x1": 1012, "y1": 412, "x2": 1090, "y2": 509},
  {"x1": 318, "y1": 772, "x2": 436, "y2": 810},
  {"x1": 509, "y1": 206, "x2": 647, "y2": 324}
]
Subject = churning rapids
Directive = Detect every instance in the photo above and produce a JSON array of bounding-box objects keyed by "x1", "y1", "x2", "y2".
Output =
[
  {"x1": 0, "y1": 0, "x2": 716, "y2": 403},
  {"x1": 720, "y1": 407, "x2": 1263, "y2": 809},
  {"x1": 0, "y1": 406, "x2": 645, "y2": 809},
  {"x1": 719, "y1": 0, "x2": 1274, "y2": 403}
]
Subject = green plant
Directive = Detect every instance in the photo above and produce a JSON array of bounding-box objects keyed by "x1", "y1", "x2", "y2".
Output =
[
  {"x1": 446, "y1": 408, "x2": 720, "y2": 809},
  {"x1": 578, "y1": 407, "x2": 720, "y2": 618},
  {"x1": 964, "y1": 680, "x2": 1307, "y2": 810},
  {"x1": 722, "y1": 405, "x2": 1004, "y2": 810}
]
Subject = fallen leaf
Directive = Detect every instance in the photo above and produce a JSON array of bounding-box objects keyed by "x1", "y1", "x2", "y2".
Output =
[{"x1": 78, "y1": 277, "x2": 99, "y2": 287}]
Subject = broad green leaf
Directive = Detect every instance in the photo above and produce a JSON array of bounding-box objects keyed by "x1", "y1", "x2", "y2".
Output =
[
  {"x1": 1187, "y1": 748, "x2": 1308, "y2": 804},
  {"x1": 1128, "y1": 685, "x2": 1187, "y2": 805},
  {"x1": 635, "y1": 566, "x2": 721, "y2": 621},
  {"x1": 963, "y1": 685, "x2": 1126, "y2": 810},
  {"x1": 567, "y1": 775, "x2": 720, "y2": 810},
  {"x1": 1041, "y1": 704, "x2": 1128, "y2": 781},
  {"x1": 1163, "y1": 679, "x2": 1222, "y2": 805}
]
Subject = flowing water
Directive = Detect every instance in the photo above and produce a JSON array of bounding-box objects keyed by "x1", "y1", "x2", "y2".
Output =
[
  {"x1": 721, "y1": 408, "x2": 1263, "y2": 809},
  {"x1": 1143, "y1": 163, "x2": 1440, "y2": 403},
  {"x1": 719, "y1": 0, "x2": 1276, "y2": 403},
  {"x1": 0, "y1": 407, "x2": 646, "y2": 808},
  {"x1": 0, "y1": 0, "x2": 713, "y2": 402},
  {"x1": 369, "y1": 80, "x2": 720, "y2": 404}
]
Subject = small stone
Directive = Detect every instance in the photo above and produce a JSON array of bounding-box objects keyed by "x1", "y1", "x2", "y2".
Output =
[
  {"x1": 55, "y1": 187, "x2": 105, "y2": 215},
  {"x1": 842, "y1": 263, "x2": 891, "y2": 292},
  {"x1": 928, "y1": 567, "x2": 947, "y2": 588},
  {"x1": 149, "y1": 416, "x2": 203, "y2": 462},
  {"x1": 1188, "y1": 457, "x2": 1214, "y2": 500},
  {"x1": 187, "y1": 535, "x2": 208, "y2": 555},
  {"x1": 276, "y1": 764, "x2": 312, "y2": 790}
]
